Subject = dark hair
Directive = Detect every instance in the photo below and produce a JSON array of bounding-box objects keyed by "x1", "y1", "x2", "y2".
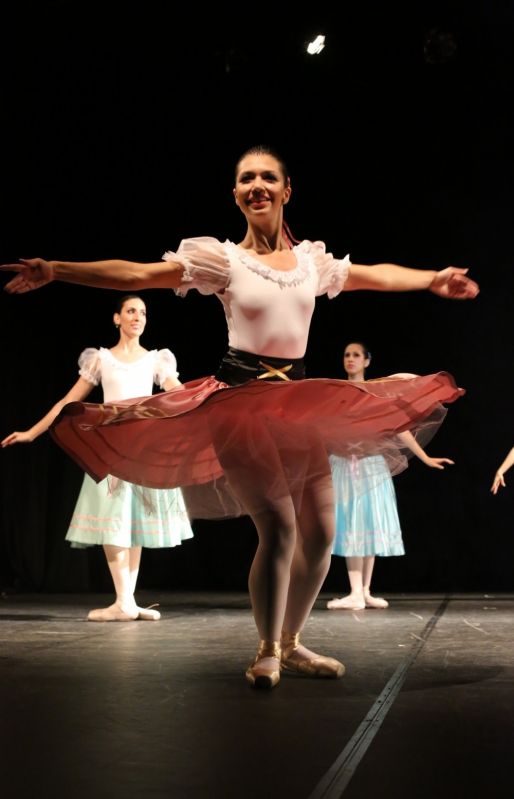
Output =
[
  {"x1": 114, "y1": 294, "x2": 145, "y2": 314},
  {"x1": 234, "y1": 144, "x2": 299, "y2": 248},
  {"x1": 344, "y1": 341, "x2": 372, "y2": 361},
  {"x1": 235, "y1": 144, "x2": 290, "y2": 184}
]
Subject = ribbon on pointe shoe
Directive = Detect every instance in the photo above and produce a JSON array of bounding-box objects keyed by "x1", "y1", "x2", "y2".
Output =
[
  {"x1": 245, "y1": 640, "x2": 281, "y2": 690},
  {"x1": 280, "y1": 632, "x2": 345, "y2": 678}
]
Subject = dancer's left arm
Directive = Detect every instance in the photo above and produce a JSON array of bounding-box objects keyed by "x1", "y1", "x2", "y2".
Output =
[
  {"x1": 398, "y1": 431, "x2": 454, "y2": 470},
  {"x1": 491, "y1": 447, "x2": 514, "y2": 494},
  {"x1": 345, "y1": 263, "x2": 479, "y2": 299}
]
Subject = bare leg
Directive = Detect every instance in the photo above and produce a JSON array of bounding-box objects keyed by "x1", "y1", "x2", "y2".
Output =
[{"x1": 88, "y1": 545, "x2": 139, "y2": 621}]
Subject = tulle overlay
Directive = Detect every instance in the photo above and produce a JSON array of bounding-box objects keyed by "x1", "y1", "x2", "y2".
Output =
[
  {"x1": 330, "y1": 455, "x2": 404, "y2": 557},
  {"x1": 50, "y1": 371, "x2": 464, "y2": 520}
]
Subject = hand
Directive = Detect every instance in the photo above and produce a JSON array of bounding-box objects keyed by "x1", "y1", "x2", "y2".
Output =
[
  {"x1": 1, "y1": 258, "x2": 54, "y2": 294},
  {"x1": 1, "y1": 431, "x2": 35, "y2": 447},
  {"x1": 429, "y1": 267, "x2": 479, "y2": 300},
  {"x1": 424, "y1": 456, "x2": 455, "y2": 470},
  {"x1": 491, "y1": 471, "x2": 506, "y2": 495}
]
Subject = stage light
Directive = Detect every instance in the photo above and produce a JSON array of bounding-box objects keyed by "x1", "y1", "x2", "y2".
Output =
[{"x1": 306, "y1": 35, "x2": 325, "y2": 55}]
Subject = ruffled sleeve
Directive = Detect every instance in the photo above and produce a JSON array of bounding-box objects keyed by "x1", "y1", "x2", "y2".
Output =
[
  {"x1": 301, "y1": 240, "x2": 351, "y2": 299},
  {"x1": 162, "y1": 236, "x2": 230, "y2": 297},
  {"x1": 154, "y1": 349, "x2": 179, "y2": 388},
  {"x1": 78, "y1": 348, "x2": 102, "y2": 385}
]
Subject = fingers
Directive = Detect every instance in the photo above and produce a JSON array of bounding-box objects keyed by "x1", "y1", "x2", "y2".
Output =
[
  {"x1": 1, "y1": 433, "x2": 18, "y2": 447},
  {"x1": 0, "y1": 263, "x2": 24, "y2": 273}
]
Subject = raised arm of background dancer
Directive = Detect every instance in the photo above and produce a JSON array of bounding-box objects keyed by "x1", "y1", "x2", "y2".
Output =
[
  {"x1": 345, "y1": 263, "x2": 479, "y2": 300},
  {"x1": 491, "y1": 447, "x2": 514, "y2": 494},
  {"x1": 1, "y1": 255, "x2": 185, "y2": 294},
  {"x1": 397, "y1": 430, "x2": 454, "y2": 470},
  {"x1": 1, "y1": 377, "x2": 95, "y2": 447}
]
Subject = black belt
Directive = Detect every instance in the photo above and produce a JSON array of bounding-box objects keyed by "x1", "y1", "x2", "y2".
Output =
[{"x1": 215, "y1": 347, "x2": 306, "y2": 386}]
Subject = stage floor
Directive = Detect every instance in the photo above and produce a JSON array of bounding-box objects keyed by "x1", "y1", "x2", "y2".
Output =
[{"x1": 1, "y1": 592, "x2": 512, "y2": 799}]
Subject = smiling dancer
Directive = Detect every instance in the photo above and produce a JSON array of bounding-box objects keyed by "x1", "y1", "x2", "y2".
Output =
[{"x1": 1, "y1": 145, "x2": 478, "y2": 688}]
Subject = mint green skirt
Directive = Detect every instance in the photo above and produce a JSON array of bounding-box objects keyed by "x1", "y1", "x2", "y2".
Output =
[{"x1": 65, "y1": 474, "x2": 194, "y2": 549}]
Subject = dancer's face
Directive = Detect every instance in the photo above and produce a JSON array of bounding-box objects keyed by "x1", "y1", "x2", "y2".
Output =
[
  {"x1": 233, "y1": 153, "x2": 291, "y2": 222},
  {"x1": 343, "y1": 343, "x2": 370, "y2": 380},
  {"x1": 114, "y1": 297, "x2": 147, "y2": 339}
]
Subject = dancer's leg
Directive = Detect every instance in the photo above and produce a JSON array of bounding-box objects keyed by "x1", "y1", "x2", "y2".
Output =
[
  {"x1": 362, "y1": 555, "x2": 388, "y2": 608},
  {"x1": 128, "y1": 546, "x2": 162, "y2": 620},
  {"x1": 280, "y1": 455, "x2": 344, "y2": 677},
  {"x1": 88, "y1": 545, "x2": 138, "y2": 621},
  {"x1": 327, "y1": 556, "x2": 366, "y2": 609}
]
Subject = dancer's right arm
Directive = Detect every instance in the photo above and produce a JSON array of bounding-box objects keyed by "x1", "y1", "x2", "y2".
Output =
[
  {"x1": 1, "y1": 255, "x2": 185, "y2": 294},
  {"x1": 491, "y1": 447, "x2": 514, "y2": 494},
  {"x1": 1, "y1": 377, "x2": 95, "y2": 447}
]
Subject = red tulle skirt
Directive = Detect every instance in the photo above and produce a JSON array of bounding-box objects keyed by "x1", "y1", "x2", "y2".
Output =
[{"x1": 50, "y1": 373, "x2": 464, "y2": 519}]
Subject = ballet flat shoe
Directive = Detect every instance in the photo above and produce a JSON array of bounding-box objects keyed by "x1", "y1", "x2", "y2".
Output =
[
  {"x1": 280, "y1": 632, "x2": 345, "y2": 679},
  {"x1": 87, "y1": 604, "x2": 139, "y2": 622},
  {"x1": 327, "y1": 597, "x2": 365, "y2": 611},
  {"x1": 245, "y1": 640, "x2": 281, "y2": 690},
  {"x1": 364, "y1": 595, "x2": 389, "y2": 609},
  {"x1": 137, "y1": 605, "x2": 161, "y2": 621}
]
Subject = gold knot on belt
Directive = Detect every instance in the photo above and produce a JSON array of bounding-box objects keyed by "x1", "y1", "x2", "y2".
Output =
[{"x1": 257, "y1": 361, "x2": 293, "y2": 381}]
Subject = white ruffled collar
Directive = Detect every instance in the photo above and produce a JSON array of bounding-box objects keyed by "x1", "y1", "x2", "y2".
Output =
[{"x1": 225, "y1": 240, "x2": 312, "y2": 288}]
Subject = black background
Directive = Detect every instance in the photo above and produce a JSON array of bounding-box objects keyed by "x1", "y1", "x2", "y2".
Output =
[{"x1": 1, "y1": 1, "x2": 513, "y2": 594}]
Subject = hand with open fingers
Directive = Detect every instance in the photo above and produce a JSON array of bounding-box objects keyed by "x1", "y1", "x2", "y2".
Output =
[
  {"x1": 1, "y1": 431, "x2": 34, "y2": 447},
  {"x1": 425, "y1": 456, "x2": 455, "y2": 470},
  {"x1": 491, "y1": 472, "x2": 506, "y2": 495},
  {"x1": 1, "y1": 258, "x2": 54, "y2": 294},
  {"x1": 429, "y1": 267, "x2": 479, "y2": 300}
]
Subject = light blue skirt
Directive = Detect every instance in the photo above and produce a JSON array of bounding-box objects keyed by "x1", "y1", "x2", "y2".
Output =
[
  {"x1": 330, "y1": 455, "x2": 404, "y2": 557},
  {"x1": 66, "y1": 474, "x2": 194, "y2": 549}
]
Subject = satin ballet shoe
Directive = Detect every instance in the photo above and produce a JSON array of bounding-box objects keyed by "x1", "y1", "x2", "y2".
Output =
[
  {"x1": 245, "y1": 640, "x2": 281, "y2": 690},
  {"x1": 137, "y1": 604, "x2": 161, "y2": 621},
  {"x1": 280, "y1": 632, "x2": 345, "y2": 679},
  {"x1": 87, "y1": 602, "x2": 139, "y2": 622},
  {"x1": 364, "y1": 594, "x2": 389, "y2": 609},
  {"x1": 326, "y1": 596, "x2": 366, "y2": 611}
]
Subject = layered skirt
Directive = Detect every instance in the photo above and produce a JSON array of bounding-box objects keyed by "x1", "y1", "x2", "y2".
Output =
[
  {"x1": 50, "y1": 353, "x2": 464, "y2": 521},
  {"x1": 330, "y1": 455, "x2": 404, "y2": 557},
  {"x1": 66, "y1": 473, "x2": 194, "y2": 549}
]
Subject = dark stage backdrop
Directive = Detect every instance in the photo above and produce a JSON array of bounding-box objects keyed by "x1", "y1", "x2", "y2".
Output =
[{"x1": 1, "y1": 2, "x2": 513, "y2": 593}]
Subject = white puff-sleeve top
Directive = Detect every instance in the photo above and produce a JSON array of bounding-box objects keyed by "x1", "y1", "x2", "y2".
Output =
[
  {"x1": 78, "y1": 348, "x2": 179, "y2": 402},
  {"x1": 163, "y1": 237, "x2": 350, "y2": 359}
]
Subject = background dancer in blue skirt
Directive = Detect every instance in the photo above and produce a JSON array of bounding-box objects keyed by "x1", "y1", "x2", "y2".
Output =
[{"x1": 328, "y1": 341, "x2": 454, "y2": 611}]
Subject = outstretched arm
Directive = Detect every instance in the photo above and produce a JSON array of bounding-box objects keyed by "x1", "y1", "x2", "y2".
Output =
[
  {"x1": 1, "y1": 255, "x2": 185, "y2": 294},
  {"x1": 1, "y1": 377, "x2": 94, "y2": 447},
  {"x1": 345, "y1": 262, "x2": 479, "y2": 300},
  {"x1": 398, "y1": 430, "x2": 454, "y2": 470},
  {"x1": 491, "y1": 447, "x2": 514, "y2": 494}
]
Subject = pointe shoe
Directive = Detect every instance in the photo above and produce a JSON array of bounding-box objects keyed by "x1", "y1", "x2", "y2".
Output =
[
  {"x1": 245, "y1": 640, "x2": 281, "y2": 690},
  {"x1": 87, "y1": 602, "x2": 139, "y2": 622},
  {"x1": 364, "y1": 594, "x2": 389, "y2": 609},
  {"x1": 280, "y1": 632, "x2": 345, "y2": 679},
  {"x1": 327, "y1": 596, "x2": 365, "y2": 611},
  {"x1": 137, "y1": 604, "x2": 161, "y2": 621}
]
